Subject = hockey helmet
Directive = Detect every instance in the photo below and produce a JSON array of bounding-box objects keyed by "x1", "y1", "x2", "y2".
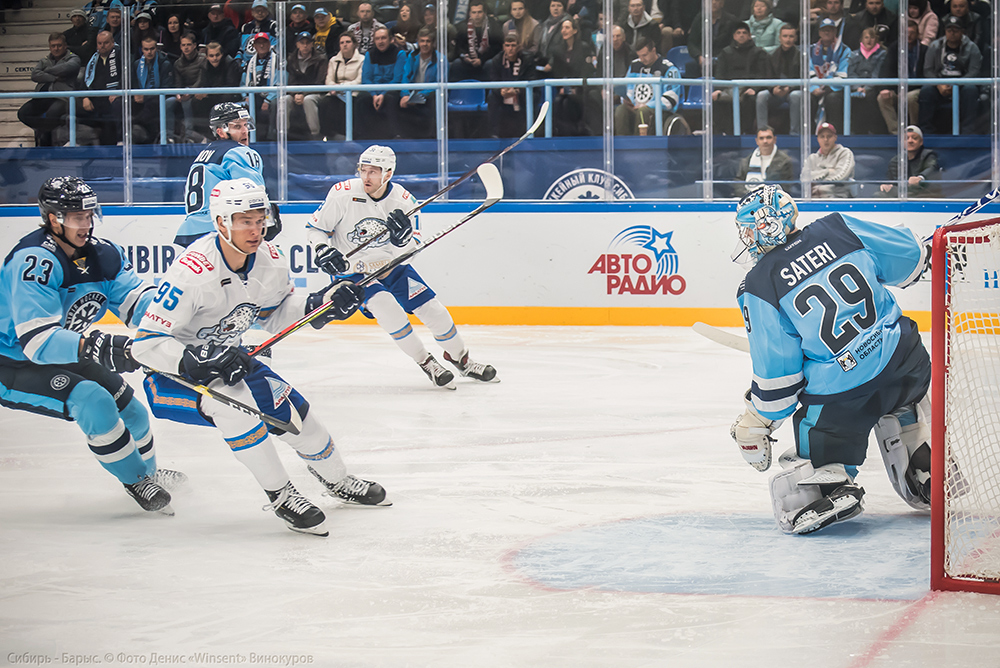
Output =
[
  {"x1": 209, "y1": 178, "x2": 273, "y2": 236},
  {"x1": 209, "y1": 102, "x2": 255, "y2": 135},
  {"x1": 37, "y1": 176, "x2": 102, "y2": 229},
  {"x1": 357, "y1": 145, "x2": 396, "y2": 184},
  {"x1": 733, "y1": 184, "x2": 799, "y2": 266}
]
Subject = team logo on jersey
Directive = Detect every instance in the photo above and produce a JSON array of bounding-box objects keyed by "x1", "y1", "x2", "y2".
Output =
[
  {"x1": 347, "y1": 217, "x2": 390, "y2": 247},
  {"x1": 64, "y1": 292, "x2": 108, "y2": 332},
  {"x1": 837, "y1": 351, "x2": 858, "y2": 372},
  {"x1": 266, "y1": 377, "x2": 292, "y2": 409},
  {"x1": 587, "y1": 225, "x2": 686, "y2": 296},
  {"x1": 407, "y1": 277, "x2": 427, "y2": 299},
  {"x1": 50, "y1": 374, "x2": 70, "y2": 391},
  {"x1": 196, "y1": 303, "x2": 260, "y2": 344},
  {"x1": 544, "y1": 169, "x2": 634, "y2": 201}
]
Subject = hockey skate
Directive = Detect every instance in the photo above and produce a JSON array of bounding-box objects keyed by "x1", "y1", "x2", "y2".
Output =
[
  {"x1": 308, "y1": 466, "x2": 391, "y2": 506},
  {"x1": 123, "y1": 476, "x2": 172, "y2": 513},
  {"x1": 418, "y1": 354, "x2": 455, "y2": 389},
  {"x1": 790, "y1": 483, "x2": 865, "y2": 535},
  {"x1": 444, "y1": 350, "x2": 498, "y2": 382},
  {"x1": 152, "y1": 468, "x2": 189, "y2": 492},
  {"x1": 263, "y1": 482, "x2": 328, "y2": 536}
]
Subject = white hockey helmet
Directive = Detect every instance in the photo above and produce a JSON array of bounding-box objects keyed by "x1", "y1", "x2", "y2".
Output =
[
  {"x1": 209, "y1": 178, "x2": 272, "y2": 232},
  {"x1": 733, "y1": 184, "x2": 799, "y2": 266},
  {"x1": 357, "y1": 145, "x2": 396, "y2": 184}
]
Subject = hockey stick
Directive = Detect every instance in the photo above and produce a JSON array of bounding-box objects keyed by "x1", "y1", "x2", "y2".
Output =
[
  {"x1": 149, "y1": 369, "x2": 303, "y2": 435},
  {"x1": 692, "y1": 322, "x2": 750, "y2": 354},
  {"x1": 922, "y1": 186, "x2": 1000, "y2": 243},
  {"x1": 248, "y1": 163, "x2": 505, "y2": 357},
  {"x1": 340, "y1": 101, "x2": 550, "y2": 261}
]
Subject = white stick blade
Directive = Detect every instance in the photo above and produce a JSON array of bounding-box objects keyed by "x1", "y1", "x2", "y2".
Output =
[
  {"x1": 692, "y1": 322, "x2": 751, "y2": 353},
  {"x1": 529, "y1": 101, "x2": 550, "y2": 136},
  {"x1": 476, "y1": 162, "x2": 504, "y2": 201}
]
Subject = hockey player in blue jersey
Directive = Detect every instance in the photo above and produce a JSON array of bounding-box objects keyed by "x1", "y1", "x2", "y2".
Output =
[
  {"x1": 0, "y1": 176, "x2": 184, "y2": 513},
  {"x1": 730, "y1": 184, "x2": 932, "y2": 535},
  {"x1": 174, "y1": 102, "x2": 281, "y2": 247}
]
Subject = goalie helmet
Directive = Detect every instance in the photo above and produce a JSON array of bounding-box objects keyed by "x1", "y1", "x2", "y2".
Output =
[
  {"x1": 209, "y1": 178, "x2": 272, "y2": 234},
  {"x1": 357, "y1": 145, "x2": 396, "y2": 184},
  {"x1": 733, "y1": 184, "x2": 799, "y2": 266},
  {"x1": 37, "y1": 176, "x2": 102, "y2": 229},
  {"x1": 209, "y1": 102, "x2": 255, "y2": 135}
]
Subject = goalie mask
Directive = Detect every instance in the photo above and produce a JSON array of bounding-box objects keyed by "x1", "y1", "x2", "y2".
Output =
[
  {"x1": 209, "y1": 178, "x2": 273, "y2": 254},
  {"x1": 38, "y1": 176, "x2": 102, "y2": 254},
  {"x1": 357, "y1": 145, "x2": 396, "y2": 186},
  {"x1": 733, "y1": 184, "x2": 799, "y2": 267}
]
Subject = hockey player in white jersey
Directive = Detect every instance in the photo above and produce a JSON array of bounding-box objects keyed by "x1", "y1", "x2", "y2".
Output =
[
  {"x1": 0, "y1": 176, "x2": 183, "y2": 513},
  {"x1": 730, "y1": 185, "x2": 932, "y2": 535},
  {"x1": 132, "y1": 178, "x2": 389, "y2": 536},
  {"x1": 307, "y1": 145, "x2": 497, "y2": 389}
]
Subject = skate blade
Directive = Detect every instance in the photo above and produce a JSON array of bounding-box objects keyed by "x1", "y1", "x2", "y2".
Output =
[
  {"x1": 338, "y1": 497, "x2": 393, "y2": 508},
  {"x1": 157, "y1": 504, "x2": 175, "y2": 517},
  {"x1": 286, "y1": 521, "x2": 329, "y2": 537}
]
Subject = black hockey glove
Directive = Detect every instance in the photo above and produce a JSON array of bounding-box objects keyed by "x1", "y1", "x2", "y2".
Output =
[
  {"x1": 264, "y1": 202, "x2": 282, "y2": 241},
  {"x1": 181, "y1": 343, "x2": 252, "y2": 386},
  {"x1": 80, "y1": 330, "x2": 141, "y2": 373},
  {"x1": 314, "y1": 244, "x2": 349, "y2": 275},
  {"x1": 385, "y1": 208, "x2": 413, "y2": 247},
  {"x1": 306, "y1": 281, "x2": 366, "y2": 328}
]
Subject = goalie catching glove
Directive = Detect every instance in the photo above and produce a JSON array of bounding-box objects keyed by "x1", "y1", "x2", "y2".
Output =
[
  {"x1": 306, "y1": 281, "x2": 365, "y2": 329},
  {"x1": 731, "y1": 389, "x2": 782, "y2": 472},
  {"x1": 385, "y1": 208, "x2": 413, "y2": 247},
  {"x1": 181, "y1": 343, "x2": 252, "y2": 386},
  {"x1": 80, "y1": 330, "x2": 141, "y2": 373}
]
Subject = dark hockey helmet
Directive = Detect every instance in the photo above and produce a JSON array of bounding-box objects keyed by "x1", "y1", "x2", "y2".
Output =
[
  {"x1": 209, "y1": 102, "x2": 255, "y2": 134},
  {"x1": 37, "y1": 176, "x2": 102, "y2": 229}
]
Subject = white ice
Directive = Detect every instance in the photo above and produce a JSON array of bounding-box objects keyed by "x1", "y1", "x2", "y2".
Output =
[{"x1": 2, "y1": 325, "x2": 1000, "y2": 668}]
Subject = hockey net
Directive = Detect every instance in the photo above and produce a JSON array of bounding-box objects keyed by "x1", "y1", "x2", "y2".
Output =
[{"x1": 931, "y1": 217, "x2": 1000, "y2": 595}]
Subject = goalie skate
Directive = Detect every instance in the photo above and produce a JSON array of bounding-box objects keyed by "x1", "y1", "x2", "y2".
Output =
[
  {"x1": 263, "y1": 482, "x2": 328, "y2": 536},
  {"x1": 444, "y1": 351, "x2": 498, "y2": 382},
  {"x1": 124, "y1": 476, "x2": 172, "y2": 513},
  {"x1": 418, "y1": 354, "x2": 455, "y2": 389},
  {"x1": 790, "y1": 484, "x2": 865, "y2": 535},
  {"x1": 308, "y1": 466, "x2": 391, "y2": 507}
]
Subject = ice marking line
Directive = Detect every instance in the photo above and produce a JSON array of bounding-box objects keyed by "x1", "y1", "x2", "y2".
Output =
[{"x1": 844, "y1": 591, "x2": 940, "y2": 668}]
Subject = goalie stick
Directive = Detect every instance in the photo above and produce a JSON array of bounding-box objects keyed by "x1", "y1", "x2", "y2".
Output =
[
  {"x1": 341, "y1": 101, "x2": 550, "y2": 261},
  {"x1": 248, "y1": 163, "x2": 505, "y2": 357},
  {"x1": 922, "y1": 186, "x2": 1000, "y2": 243},
  {"x1": 692, "y1": 322, "x2": 750, "y2": 353}
]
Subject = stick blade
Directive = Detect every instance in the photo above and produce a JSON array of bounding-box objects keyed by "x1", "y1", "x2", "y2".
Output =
[
  {"x1": 529, "y1": 101, "x2": 550, "y2": 136},
  {"x1": 476, "y1": 162, "x2": 504, "y2": 202},
  {"x1": 692, "y1": 322, "x2": 751, "y2": 353}
]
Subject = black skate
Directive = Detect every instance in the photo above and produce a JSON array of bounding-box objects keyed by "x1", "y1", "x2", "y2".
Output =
[
  {"x1": 791, "y1": 484, "x2": 865, "y2": 535},
  {"x1": 444, "y1": 350, "x2": 497, "y2": 382},
  {"x1": 152, "y1": 468, "x2": 188, "y2": 491},
  {"x1": 418, "y1": 354, "x2": 455, "y2": 389},
  {"x1": 263, "y1": 482, "x2": 328, "y2": 536},
  {"x1": 308, "y1": 466, "x2": 391, "y2": 507},
  {"x1": 124, "y1": 476, "x2": 172, "y2": 513}
]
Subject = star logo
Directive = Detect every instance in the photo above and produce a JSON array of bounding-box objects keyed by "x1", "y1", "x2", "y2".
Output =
[{"x1": 643, "y1": 229, "x2": 675, "y2": 264}]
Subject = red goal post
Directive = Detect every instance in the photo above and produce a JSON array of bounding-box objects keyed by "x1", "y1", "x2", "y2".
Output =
[{"x1": 931, "y1": 216, "x2": 1000, "y2": 595}]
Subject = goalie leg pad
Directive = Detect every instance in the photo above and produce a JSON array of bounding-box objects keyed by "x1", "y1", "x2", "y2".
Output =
[
  {"x1": 769, "y1": 457, "x2": 823, "y2": 534},
  {"x1": 874, "y1": 393, "x2": 931, "y2": 510},
  {"x1": 769, "y1": 454, "x2": 864, "y2": 534}
]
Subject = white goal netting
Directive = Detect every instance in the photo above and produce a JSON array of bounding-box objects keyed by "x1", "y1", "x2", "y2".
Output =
[{"x1": 939, "y1": 220, "x2": 1000, "y2": 588}]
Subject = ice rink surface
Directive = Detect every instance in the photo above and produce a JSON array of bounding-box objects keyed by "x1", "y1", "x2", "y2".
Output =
[{"x1": 2, "y1": 324, "x2": 1000, "y2": 668}]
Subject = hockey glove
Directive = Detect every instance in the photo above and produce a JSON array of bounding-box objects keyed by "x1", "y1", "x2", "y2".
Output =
[
  {"x1": 314, "y1": 244, "x2": 349, "y2": 275},
  {"x1": 181, "y1": 343, "x2": 252, "y2": 386},
  {"x1": 264, "y1": 202, "x2": 282, "y2": 242},
  {"x1": 385, "y1": 208, "x2": 413, "y2": 247},
  {"x1": 730, "y1": 389, "x2": 782, "y2": 472},
  {"x1": 306, "y1": 281, "x2": 365, "y2": 328},
  {"x1": 80, "y1": 330, "x2": 141, "y2": 373}
]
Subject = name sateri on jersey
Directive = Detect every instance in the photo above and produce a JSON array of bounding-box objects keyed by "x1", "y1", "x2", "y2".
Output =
[{"x1": 779, "y1": 241, "x2": 837, "y2": 287}]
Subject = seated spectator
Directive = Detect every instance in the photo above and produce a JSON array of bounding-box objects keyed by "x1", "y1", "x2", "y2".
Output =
[
  {"x1": 193, "y1": 41, "x2": 243, "y2": 137},
  {"x1": 395, "y1": 26, "x2": 440, "y2": 138},
  {"x1": 809, "y1": 0, "x2": 846, "y2": 45},
  {"x1": 159, "y1": 14, "x2": 185, "y2": 61},
  {"x1": 621, "y1": 0, "x2": 660, "y2": 52},
  {"x1": 356, "y1": 26, "x2": 405, "y2": 138},
  {"x1": 806, "y1": 121, "x2": 855, "y2": 197},
  {"x1": 756, "y1": 23, "x2": 802, "y2": 134},
  {"x1": 919, "y1": 14, "x2": 982, "y2": 134},
  {"x1": 240, "y1": 0, "x2": 278, "y2": 63},
  {"x1": 224, "y1": 0, "x2": 253, "y2": 31},
  {"x1": 907, "y1": 0, "x2": 937, "y2": 45},
  {"x1": 167, "y1": 32, "x2": 206, "y2": 142},
  {"x1": 348, "y1": 2, "x2": 386, "y2": 54},
  {"x1": 688, "y1": 0, "x2": 740, "y2": 75},
  {"x1": 486, "y1": 31, "x2": 537, "y2": 137},
  {"x1": 243, "y1": 32, "x2": 279, "y2": 141},
  {"x1": 131, "y1": 35, "x2": 174, "y2": 144},
  {"x1": 422, "y1": 3, "x2": 458, "y2": 60},
  {"x1": 733, "y1": 126, "x2": 794, "y2": 196},
  {"x1": 287, "y1": 4, "x2": 314, "y2": 54},
  {"x1": 131, "y1": 12, "x2": 158, "y2": 56},
  {"x1": 102, "y1": 3, "x2": 123, "y2": 45},
  {"x1": 748, "y1": 0, "x2": 783, "y2": 52},
  {"x1": 534, "y1": 0, "x2": 568, "y2": 61},
  {"x1": 284, "y1": 32, "x2": 327, "y2": 140},
  {"x1": 598, "y1": 25, "x2": 635, "y2": 99},
  {"x1": 613, "y1": 37, "x2": 685, "y2": 135},
  {"x1": 846, "y1": 27, "x2": 887, "y2": 134},
  {"x1": 712, "y1": 22, "x2": 771, "y2": 134},
  {"x1": 842, "y1": 0, "x2": 896, "y2": 51},
  {"x1": 937, "y1": 0, "x2": 989, "y2": 57},
  {"x1": 503, "y1": 0, "x2": 539, "y2": 56},
  {"x1": 84, "y1": 0, "x2": 114, "y2": 37},
  {"x1": 18, "y1": 32, "x2": 80, "y2": 146},
  {"x1": 548, "y1": 16, "x2": 598, "y2": 136},
  {"x1": 64, "y1": 8, "x2": 97, "y2": 62},
  {"x1": 877, "y1": 19, "x2": 926, "y2": 134},
  {"x1": 203, "y1": 4, "x2": 241, "y2": 59},
  {"x1": 313, "y1": 8, "x2": 345, "y2": 55},
  {"x1": 79, "y1": 30, "x2": 122, "y2": 145},
  {"x1": 770, "y1": 0, "x2": 800, "y2": 23},
  {"x1": 450, "y1": 0, "x2": 503, "y2": 81},
  {"x1": 877, "y1": 125, "x2": 939, "y2": 197},
  {"x1": 566, "y1": 0, "x2": 598, "y2": 36},
  {"x1": 387, "y1": 3, "x2": 422, "y2": 51},
  {"x1": 319, "y1": 32, "x2": 364, "y2": 139},
  {"x1": 809, "y1": 18, "x2": 850, "y2": 135},
  {"x1": 657, "y1": 0, "x2": 699, "y2": 52}
]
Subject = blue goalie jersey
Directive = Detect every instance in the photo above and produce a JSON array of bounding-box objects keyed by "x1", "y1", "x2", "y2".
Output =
[
  {"x1": 0, "y1": 229, "x2": 156, "y2": 364},
  {"x1": 175, "y1": 139, "x2": 265, "y2": 247},
  {"x1": 737, "y1": 213, "x2": 924, "y2": 421}
]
